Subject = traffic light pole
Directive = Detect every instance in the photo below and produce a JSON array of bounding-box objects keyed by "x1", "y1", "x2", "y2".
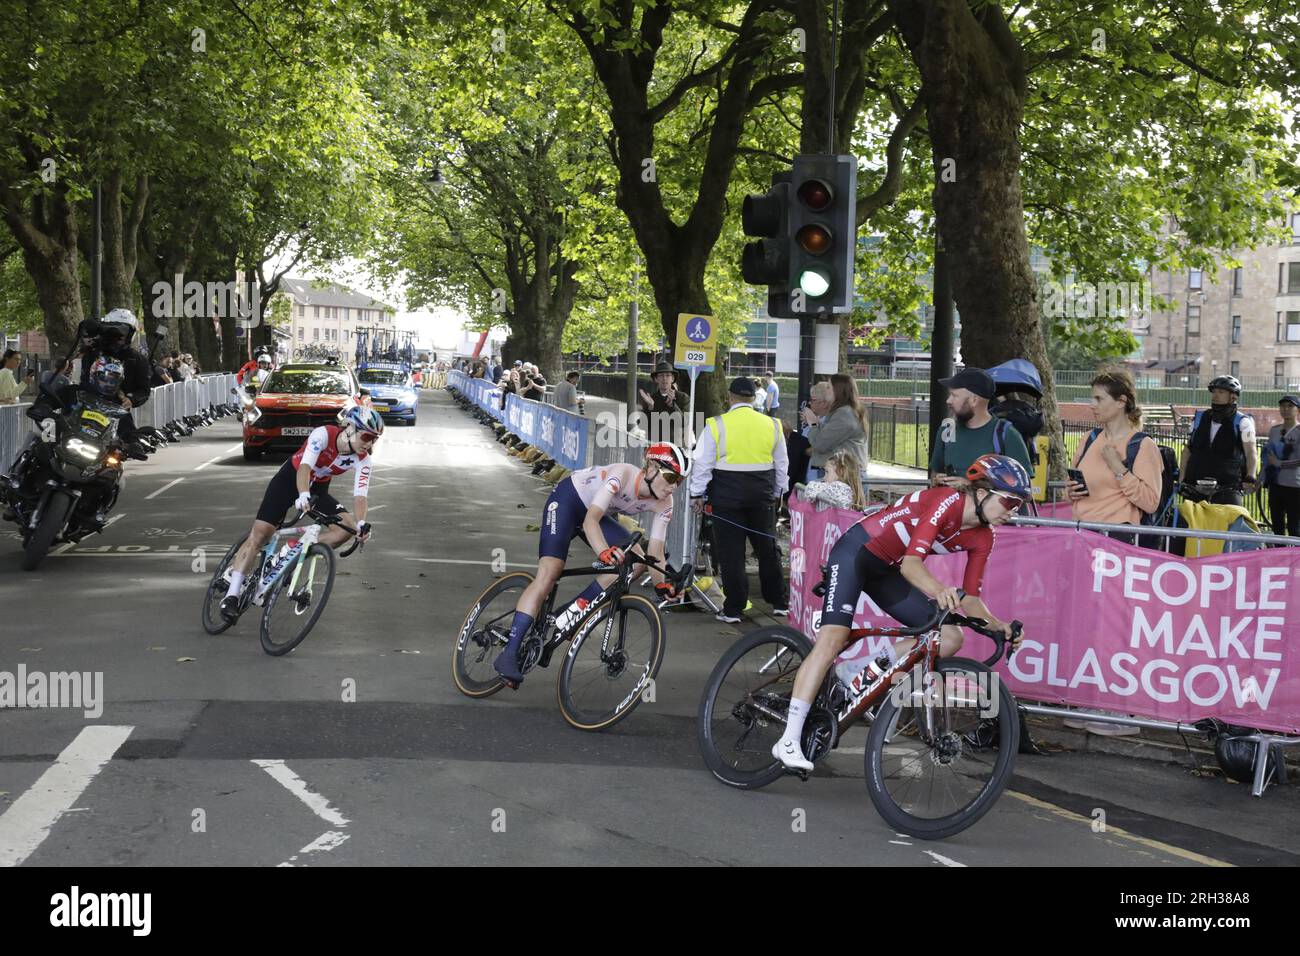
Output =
[
  {"x1": 798, "y1": 315, "x2": 814, "y2": 405},
  {"x1": 928, "y1": 228, "x2": 955, "y2": 463}
]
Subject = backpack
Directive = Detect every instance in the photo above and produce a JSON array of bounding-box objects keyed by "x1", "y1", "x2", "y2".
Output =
[
  {"x1": 1078, "y1": 429, "x2": 1178, "y2": 532},
  {"x1": 990, "y1": 396, "x2": 1044, "y2": 445}
]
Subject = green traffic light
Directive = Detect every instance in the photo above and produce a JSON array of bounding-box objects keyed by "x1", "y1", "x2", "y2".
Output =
[{"x1": 799, "y1": 267, "x2": 831, "y2": 297}]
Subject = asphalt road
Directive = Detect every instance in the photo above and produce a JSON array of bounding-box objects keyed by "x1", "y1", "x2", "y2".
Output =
[{"x1": 0, "y1": 389, "x2": 1296, "y2": 866}]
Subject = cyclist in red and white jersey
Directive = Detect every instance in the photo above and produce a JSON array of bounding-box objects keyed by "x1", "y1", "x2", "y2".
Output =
[
  {"x1": 219, "y1": 405, "x2": 384, "y2": 623},
  {"x1": 492, "y1": 443, "x2": 687, "y2": 686},
  {"x1": 772, "y1": 454, "x2": 1031, "y2": 771}
]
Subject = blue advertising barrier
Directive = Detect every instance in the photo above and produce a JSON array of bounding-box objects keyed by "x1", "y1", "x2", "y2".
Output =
[
  {"x1": 448, "y1": 370, "x2": 503, "y2": 421},
  {"x1": 505, "y1": 393, "x2": 589, "y2": 471},
  {"x1": 449, "y1": 371, "x2": 589, "y2": 470}
]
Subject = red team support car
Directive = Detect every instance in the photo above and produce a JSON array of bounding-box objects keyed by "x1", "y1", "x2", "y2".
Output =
[{"x1": 242, "y1": 363, "x2": 362, "y2": 461}]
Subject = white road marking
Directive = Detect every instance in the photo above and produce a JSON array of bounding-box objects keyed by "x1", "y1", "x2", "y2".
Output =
[
  {"x1": 252, "y1": 759, "x2": 350, "y2": 826},
  {"x1": 413, "y1": 557, "x2": 537, "y2": 569},
  {"x1": 923, "y1": 850, "x2": 966, "y2": 867},
  {"x1": 277, "y1": 830, "x2": 351, "y2": 867},
  {"x1": 889, "y1": 840, "x2": 913, "y2": 846},
  {"x1": 0, "y1": 725, "x2": 134, "y2": 867},
  {"x1": 144, "y1": 477, "x2": 186, "y2": 499},
  {"x1": 366, "y1": 504, "x2": 388, "y2": 511},
  {"x1": 104, "y1": 513, "x2": 125, "y2": 528}
]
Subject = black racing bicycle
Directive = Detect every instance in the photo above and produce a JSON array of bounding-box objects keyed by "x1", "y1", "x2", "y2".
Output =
[
  {"x1": 452, "y1": 532, "x2": 692, "y2": 731},
  {"x1": 697, "y1": 588, "x2": 1022, "y2": 840}
]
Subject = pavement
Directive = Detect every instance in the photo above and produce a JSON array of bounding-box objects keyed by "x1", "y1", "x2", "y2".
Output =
[{"x1": 0, "y1": 388, "x2": 1295, "y2": 866}]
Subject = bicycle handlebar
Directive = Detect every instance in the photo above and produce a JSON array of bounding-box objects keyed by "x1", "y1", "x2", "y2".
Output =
[{"x1": 873, "y1": 590, "x2": 1022, "y2": 667}]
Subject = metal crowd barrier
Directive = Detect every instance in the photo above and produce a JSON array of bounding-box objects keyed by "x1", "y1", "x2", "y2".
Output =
[{"x1": 0, "y1": 402, "x2": 37, "y2": 474}]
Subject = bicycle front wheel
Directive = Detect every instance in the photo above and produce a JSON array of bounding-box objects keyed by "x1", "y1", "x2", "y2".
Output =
[
  {"x1": 696, "y1": 625, "x2": 812, "y2": 789},
  {"x1": 260, "y1": 543, "x2": 336, "y2": 656},
  {"x1": 556, "y1": 593, "x2": 664, "y2": 731},
  {"x1": 864, "y1": 657, "x2": 1019, "y2": 840},
  {"x1": 201, "y1": 534, "x2": 248, "y2": 635},
  {"x1": 451, "y1": 571, "x2": 533, "y2": 698}
]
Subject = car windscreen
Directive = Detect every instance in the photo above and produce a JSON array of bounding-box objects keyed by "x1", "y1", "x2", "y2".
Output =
[
  {"x1": 264, "y1": 370, "x2": 353, "y2": 394},
  {"x1": 359, "y1": 370, "x2": 408, "y2": 387}
]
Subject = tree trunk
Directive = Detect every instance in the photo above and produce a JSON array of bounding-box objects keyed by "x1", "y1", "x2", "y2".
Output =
[
  {"x1": 1, "y1": 173, "x2": 85, "y2": 357},
  {"x1": 101, "y1": 170, "x2": 148, "y2": 312},
  {"x1": 892, "y1": 0, "x2": 1063, "y2": 477}
]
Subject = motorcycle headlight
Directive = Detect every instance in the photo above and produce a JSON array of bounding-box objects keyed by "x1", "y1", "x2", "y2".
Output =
[{"x1": 63, "y1": 437, "x2": 103, "y2": 462}]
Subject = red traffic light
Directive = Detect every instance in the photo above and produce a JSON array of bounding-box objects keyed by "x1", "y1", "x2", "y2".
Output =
[
  {"x1": 796, "y1": 223, "x2": 831, "y2": 255},
  {"x1": 796, "y1": 178, "x2": 832, "y2": 211}
]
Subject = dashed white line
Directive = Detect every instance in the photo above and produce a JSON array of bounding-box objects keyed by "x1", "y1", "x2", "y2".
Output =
[
  {"x1": 144, "y1": 477, "x2": 186, "y2": 499},
  {"x1": 923, "y1": 850, "x2": 966, "y2": 867},
  {"x1": 0, "y1": 726, "x2": 134, "y2": 867},
  {"x1": 278, "y1": 830, "x2": 351, "y2": 867},
  {"x1": 252, "y1": 759, "x2": 350, "y2": 826}
]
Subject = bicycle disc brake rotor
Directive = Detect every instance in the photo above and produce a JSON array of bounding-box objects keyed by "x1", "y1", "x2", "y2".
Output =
[
  {"x1": 602, "y1": 649, "x2": 628, "y2": 680},
  {"x1": 930, "y1": 731, "x2": 963, "y2": 766}
]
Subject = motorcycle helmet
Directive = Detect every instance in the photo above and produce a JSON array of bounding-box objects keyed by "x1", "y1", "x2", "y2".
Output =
[{"x1": 88, "y1": 357, "x2": 125, "y2": 398}]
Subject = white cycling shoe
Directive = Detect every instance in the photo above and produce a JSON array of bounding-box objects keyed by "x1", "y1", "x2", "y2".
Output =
[{"x1": 772, "y1": 737, "x2": 814, "y2": 772}]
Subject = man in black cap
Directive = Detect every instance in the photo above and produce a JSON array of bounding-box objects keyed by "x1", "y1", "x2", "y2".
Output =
[
  {"x1": 638, "y1": 358, "x2": 687, "y2": 444},
  {"x1": 929, "y1": 366, "x2": 1032, "y2": 485},
  {"x1": 689, "y1": 376, "x2": 789, "y2": 622}
]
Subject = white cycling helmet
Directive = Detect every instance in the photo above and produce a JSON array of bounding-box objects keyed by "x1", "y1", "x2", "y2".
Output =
[{"x1": 645, "y1": 441, "x2": 688, "y2": 477}]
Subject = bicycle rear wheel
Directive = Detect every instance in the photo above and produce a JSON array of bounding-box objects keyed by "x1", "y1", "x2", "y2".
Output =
[
  {"x1": 260, "y1": 543, "x2": 336, "y2": 656},
  {"x1": 556, "y1": 594, "x2": 664, "y2": 731},
  {"x1": 201, "y1": 534, "x2": 248, "y2": 635},
  {"x1": 451, "y1": 571, "x2": 533, "y2": 698},
  {"x1": 696, "y1": 625, "x2": 813, "y2": 789},
  {"x1": 864, "y1": 657, "x2": 1018, "y2": 840}
]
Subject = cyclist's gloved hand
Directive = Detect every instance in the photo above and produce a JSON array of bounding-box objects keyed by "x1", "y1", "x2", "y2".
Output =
[
  {"x1": 294, "y1": 491, "x2": 313, "y2": 513},
  {"x1": 598, "y1": 546, "x2": 625, "y2": 567},
  {"x1": 654, "y1": 581, "x2": 679, "y2": 600}
]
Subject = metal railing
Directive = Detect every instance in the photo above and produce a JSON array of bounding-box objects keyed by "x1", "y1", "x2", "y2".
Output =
[{"x1": 1, "y1": 374, "x2": 237, "y2": 474}]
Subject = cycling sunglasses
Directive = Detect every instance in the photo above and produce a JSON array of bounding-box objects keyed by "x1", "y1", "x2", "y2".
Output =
[
  {"x1": 994, "y1": 493, "x2": 1025, "y2": 512},
  {"x1": 656, "y1": 470, "x2": 683, "y2": 486},
  {"x1": 356, "y1": 430, "x2": 381, "y2": 442}
]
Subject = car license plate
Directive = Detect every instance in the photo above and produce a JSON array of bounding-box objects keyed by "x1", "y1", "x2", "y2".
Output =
[
  {"x1": 281, "y1": 427, "x2": 313, "y2": 436},
  {"x1": 372, "y1": 404, "x2": 389, "y2": 411}
]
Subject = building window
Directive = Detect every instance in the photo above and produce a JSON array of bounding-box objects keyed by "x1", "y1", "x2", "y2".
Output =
[
  {"x1": 1230, "y1": 361, "x2": 1240, "y2": 378},
  {"x1": 1292, "y1": 212, "x2": 1300, "y2": 244},
  {"x1": 1186, "y1": 303, "x2": 1201, "y2": 335},
  {"x1": 1281, "y1": 262, "x2": 1300, "y2": 294},
  {"x1": 298, "y1": 304, "x2": 305, "y2": 317},
  {"x1": 297, "y1": 327, "x2": 304, "y2": 341},
  {"x1": 313, "y1": 327, "x2": 320, "y2": 341},
  {"x1": 313, "y1": 305, "x2": 320, "y2": 318},
  {"x1": 1277, "y1": 361, "x2": 1287, "y2": 389},
  {"x1": 1280, "y1": 311, "x2": 1300, "y2": 343},
  {"x1": 1232, "y1": 267, "x2": 1242, "y2": 296},
  {"x1": 1231, "y1": 315, "x2": 1241, "y2": 344},
  {"x1": 1188, "y1": 268, "x2": 1202, "y2": 290},
  {"x1": 342, "y1": 308, "x2": 349, "y2": 321}
]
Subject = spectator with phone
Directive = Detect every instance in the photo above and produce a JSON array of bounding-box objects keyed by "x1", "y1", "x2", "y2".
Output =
[
  {"x1": 0, "y1": 349, "x2": 35, "y2": 404},
  {"x1": 1067, "y1": 368, "x2": 1163, "y2": 528}
]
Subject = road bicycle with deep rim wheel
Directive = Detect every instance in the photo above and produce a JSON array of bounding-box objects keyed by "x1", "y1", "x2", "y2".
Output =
[
  {"x1": 201, "y1": 505, "x2": 362, "y2": 656},
  {"x1": 697, "y1": 588, "x2": 1023, "y2": 840},
  {"x1": 452, "y1": 532, "x2": 692, "y2": 731}
]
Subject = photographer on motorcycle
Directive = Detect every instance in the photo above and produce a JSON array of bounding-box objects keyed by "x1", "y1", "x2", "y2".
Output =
[{"x1": 76, "y1": 309, "x2": 152, "y2": 456}]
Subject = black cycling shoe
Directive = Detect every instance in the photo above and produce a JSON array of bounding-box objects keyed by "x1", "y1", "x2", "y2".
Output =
[{"x1": 219, "y1": 596, "x2": 241, "y2": 624}]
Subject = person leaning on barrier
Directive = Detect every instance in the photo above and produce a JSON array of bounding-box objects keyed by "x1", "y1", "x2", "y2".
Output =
[
  {"x1": 689, "y1": 376, "x2": 789, "y2": 622},
  {"x1": 1066, "y1": 369, "x2": 1163, "y2": 536},
  {"x1": 554, "y1": 371, "x2": 580, "y2": 412},
  {"x1": 1265, "y1": 394, "x2": 1300, "y2": 537},
  {"x1": 1180, "y1": 375, "x2": 1257, "y2": 507},
  {"x1": 930, "y1": 367, "x2": 1033, "y2": 484},
  {"x1": 0, "y1": 349, "x2": 35, "y2": 405}
]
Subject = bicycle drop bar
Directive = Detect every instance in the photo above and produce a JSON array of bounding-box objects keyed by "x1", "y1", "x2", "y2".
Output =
[{"x1": 864, "y1": 590, "x2": 1022, "y2": 667}]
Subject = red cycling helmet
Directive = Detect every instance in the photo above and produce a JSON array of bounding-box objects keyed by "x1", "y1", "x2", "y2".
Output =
[
  {"x1": 966, "y1": 454, "x2": 1032, "y2": 498},
  {"x1": 645, "y1": 441, "x2": 688, "y2": 476}
]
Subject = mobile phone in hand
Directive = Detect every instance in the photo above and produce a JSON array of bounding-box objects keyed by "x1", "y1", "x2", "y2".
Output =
[{"x1": 1067, "y1": 468, "x2": 1088, "y2": 495}]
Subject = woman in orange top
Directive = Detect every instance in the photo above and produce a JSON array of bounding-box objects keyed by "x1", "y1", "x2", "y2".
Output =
[{"x1": 1066, "y1": 368, "x2": 1163, "y2": 528}]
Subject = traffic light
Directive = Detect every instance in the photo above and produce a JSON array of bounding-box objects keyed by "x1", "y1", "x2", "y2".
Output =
[
  {"x1": 740, "y1": 172, "x2": 794, "y2": 318},
  {"x1": 788, "y1": 154, "x2": 857, "y2": 315}
]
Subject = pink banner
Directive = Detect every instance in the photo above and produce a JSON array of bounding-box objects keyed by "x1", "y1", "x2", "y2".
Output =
[{"x1": 788, "y1": 499, "x2": 1300, "y2": 734}]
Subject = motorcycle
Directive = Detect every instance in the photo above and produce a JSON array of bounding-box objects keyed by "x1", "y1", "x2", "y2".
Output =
[{"x1": 1, "y1": 386, "x2": 136, "y2": 570}]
